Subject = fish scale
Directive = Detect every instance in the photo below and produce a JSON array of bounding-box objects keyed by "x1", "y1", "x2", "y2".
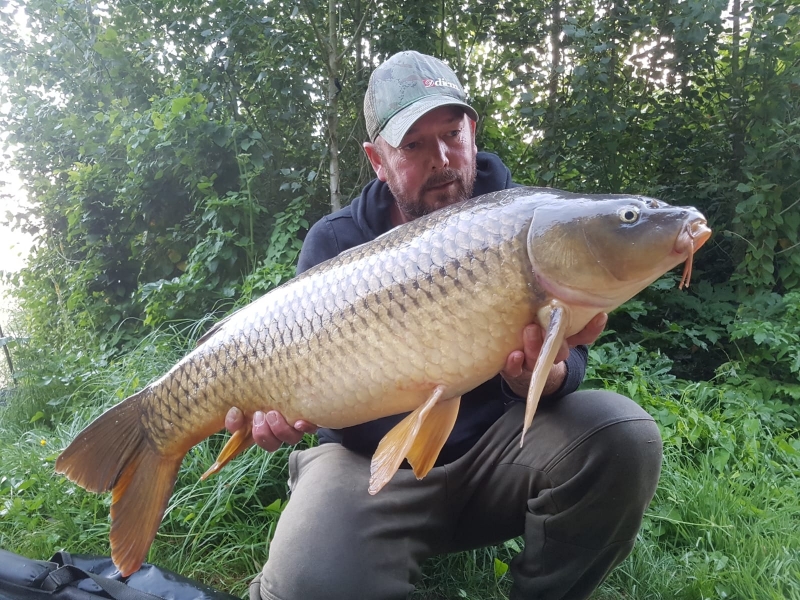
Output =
[
  {"x1": 141, "y1": 193, "x2": 533, "y2": 437},
  {"x1": 55, "y1": 187, "x2": 711, "y2": 577}
]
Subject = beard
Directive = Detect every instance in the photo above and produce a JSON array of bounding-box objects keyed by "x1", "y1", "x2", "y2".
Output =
[{"x1": 388, "y1": 161, "x2": 477, "y2": 220}]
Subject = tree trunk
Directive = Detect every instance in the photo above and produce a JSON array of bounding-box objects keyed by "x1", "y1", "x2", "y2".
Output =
[
  {"x1": 607, "y1": 0, "x2": 621, "y2": 190},
  {"x1": 303, "y1": 0, "x2": 374, "y2": 211},
  {"x1": 730, "y1": 0, "x2": 745, "y2": 172},
  {"x1": 546, "y1": 0, "x2": 562, "y2": 136},
  {"x1": 327, "y1": 0, "x2": 342, "y2": 213},
  {"x1": 0, "y1": 323, "x2": 14, "y2": 382}
]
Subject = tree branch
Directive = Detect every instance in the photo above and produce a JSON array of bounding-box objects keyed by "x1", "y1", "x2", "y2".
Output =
[
  {"x1": 338, "y1": 0, "x2": 375, "y2": 62},
  {"x1": 299, "y1": 0, "x2": 332, "y2": 74}
]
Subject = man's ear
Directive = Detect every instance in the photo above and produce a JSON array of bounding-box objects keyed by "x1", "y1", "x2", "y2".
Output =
[
  {"x1": 364, "y1": 142, "x2": 386, "y2": 181},
  {"x1": 468, "y1": 117, "x2": 478, "y2": 154},
  {"x1": 363, "y1": 142, "x2": 388, "y2": 182}
]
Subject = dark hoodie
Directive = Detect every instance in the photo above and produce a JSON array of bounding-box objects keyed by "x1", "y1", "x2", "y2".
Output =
[{"x1": 296, "y1": 152, "x2": 588, "y2": 464}]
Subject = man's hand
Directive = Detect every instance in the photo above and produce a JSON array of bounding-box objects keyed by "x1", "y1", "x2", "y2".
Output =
[
  {"x1": 225, "y1": 407, "x2": 318, "y2": 453},
  {"x1": 501, "y1": 312, "x2": 608, "y2": 398}
]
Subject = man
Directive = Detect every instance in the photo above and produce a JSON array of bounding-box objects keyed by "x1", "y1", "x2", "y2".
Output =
[{"x1": 227, "y1": 51, "x2": 662, "y2": 600}]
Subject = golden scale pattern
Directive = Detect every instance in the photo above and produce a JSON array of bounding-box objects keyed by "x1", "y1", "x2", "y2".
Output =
[{"x1": 142, "y1": 189, "x2": 542, "y2": 447}]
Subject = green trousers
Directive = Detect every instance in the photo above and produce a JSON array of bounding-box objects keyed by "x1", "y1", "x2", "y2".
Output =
[{"x1": 250, "y1": 390, "x2": 662, "y2": 600}]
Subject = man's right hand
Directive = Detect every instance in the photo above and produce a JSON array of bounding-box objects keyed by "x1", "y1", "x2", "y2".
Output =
[{"x1": 225, "y1": 407, "x2": 318, "y2": 452}]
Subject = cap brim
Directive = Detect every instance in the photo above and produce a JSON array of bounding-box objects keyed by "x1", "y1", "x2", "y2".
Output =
[{"x1": 378, "y1": 96, "x2": 479, "y2": 148}]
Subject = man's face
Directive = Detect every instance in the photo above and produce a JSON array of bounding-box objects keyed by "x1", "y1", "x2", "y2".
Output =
[{"x1": 363, "y1": 106, "x2": 478, "y2": 221}]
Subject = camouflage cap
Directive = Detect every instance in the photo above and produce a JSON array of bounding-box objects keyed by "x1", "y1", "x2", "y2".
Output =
[{"x1": 364, "y1": 51, "x2": 479, "y2": 148}]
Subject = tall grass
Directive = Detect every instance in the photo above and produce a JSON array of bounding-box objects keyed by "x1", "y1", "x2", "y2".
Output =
[
  {"x1": 1, "y1": 330, "x2": 798, "y2": 599},
  {"x1": 599, "y1": 451, "x2": 800, "y2": 600},
  {"x1": 0, "y1": 322, "x2": 312, "y2": 594}
]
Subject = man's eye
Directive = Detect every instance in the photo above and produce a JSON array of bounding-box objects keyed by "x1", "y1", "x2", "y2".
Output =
[
  {"x1": 448, "y1": 129, "x2": 461, "y2": 137},
  {"x1": 403, "y1": 141, "x2": 419, "y2": 150}
]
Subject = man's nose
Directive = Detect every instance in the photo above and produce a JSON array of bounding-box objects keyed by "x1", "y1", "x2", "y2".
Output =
[{"x1": 430, "y1": 138, "x2": 449, "y2": 170}]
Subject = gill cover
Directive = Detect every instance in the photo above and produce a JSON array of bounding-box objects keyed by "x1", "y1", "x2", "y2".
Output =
[{"x1": 527, "y1": 196, "x2": 703, "y2": 303}]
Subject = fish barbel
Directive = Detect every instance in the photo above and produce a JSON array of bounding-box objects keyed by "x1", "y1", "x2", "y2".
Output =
[{"x1": 56, "y1": 187, "x2": 711, "y2": 576}]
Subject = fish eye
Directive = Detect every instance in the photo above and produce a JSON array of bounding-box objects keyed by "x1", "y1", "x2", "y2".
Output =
[{"x1": 618, "y1": 206, "x2": 640, "y2": 223}]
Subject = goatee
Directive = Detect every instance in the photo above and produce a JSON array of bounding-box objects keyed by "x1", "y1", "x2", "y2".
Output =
[{"x1": 390, "y1": 164, "x2": 477, "y2": 220}]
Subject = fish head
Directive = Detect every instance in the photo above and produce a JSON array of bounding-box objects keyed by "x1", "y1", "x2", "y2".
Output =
[{"x1": 527, "y1": 195, "x2": 712, "y2": 309}]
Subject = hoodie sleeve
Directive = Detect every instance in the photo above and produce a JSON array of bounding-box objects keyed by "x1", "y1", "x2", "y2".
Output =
[
  {"x1": 296, "y1": 216, "x2": 341, "y2": 276},
  {"x1": 548, "y1": 344, "x2": 588, "y2": 398}
]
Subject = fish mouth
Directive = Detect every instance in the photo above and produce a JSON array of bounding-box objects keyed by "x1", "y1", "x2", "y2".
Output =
[{"x1": 675, "y1": 218, "x2": 712, "y2": 289}]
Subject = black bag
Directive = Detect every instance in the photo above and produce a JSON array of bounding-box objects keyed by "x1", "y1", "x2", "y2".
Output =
[{"x1": 0, "y1": 550, "x2": 242, "y2": 600}]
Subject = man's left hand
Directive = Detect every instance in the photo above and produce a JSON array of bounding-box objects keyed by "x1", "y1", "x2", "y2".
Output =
[{"x1": 501, "y1": 312, "x2": 608, "y2": 397}]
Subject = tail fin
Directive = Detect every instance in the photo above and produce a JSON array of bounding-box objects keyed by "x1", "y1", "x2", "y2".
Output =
[{"x1": 55, "y1": 390, "x2": 182, "y2": 577}]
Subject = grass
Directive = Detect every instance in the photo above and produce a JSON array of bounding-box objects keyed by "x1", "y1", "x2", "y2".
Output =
[
  {"x1": 1, "y1": 330, "x2": 798, "y2": 599},
  {"x1": 598, "y1": 452, "x2": 800, "y2": 600}
]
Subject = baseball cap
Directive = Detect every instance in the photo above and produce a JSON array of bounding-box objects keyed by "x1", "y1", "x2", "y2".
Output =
[{"x1": 364, "y1": 51, "x2": 479, "y2": 148}]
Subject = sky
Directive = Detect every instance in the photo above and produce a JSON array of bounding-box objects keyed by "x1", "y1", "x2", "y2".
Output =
[
  {"x1": 0, "y1": 1, "x2": 34, "y2": 317},
  {"x1": 0, "y1": 169, "x2": 33, "y2": 322},
  {"x1": 0, "y1": 169, "x2": 30, "y2": 387},
  {"x1": 1, "y1": 173, "x2": 32, "y2": 269}
]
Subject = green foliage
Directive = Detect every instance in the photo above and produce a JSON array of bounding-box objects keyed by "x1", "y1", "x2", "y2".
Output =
[
  {"x1": 3, "y1": 0, "x2": 799, "y2": 364},
  {"x1": 726, "y1": 290, "x2": 800, "y2": 396},
  {"x1": 1, "y1": 0, "x2": 327, "y2": 360},
  {"x1": 602, "y1": 279, "x2": 800, "y2": 405},
  {"x1": 240, "y1": 196, "x2": 310, "y2": 301}
]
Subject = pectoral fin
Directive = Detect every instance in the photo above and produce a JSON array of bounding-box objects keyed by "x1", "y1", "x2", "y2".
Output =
[
  {"x1": 369, "y1": 385, "x2": 460, "y2": 495},
  {"x1": 521, "y1": 300, "x2": 570, "y2": 446},
  {"x1": 200, "y1": 424, "x2": 255, "y2": 480}
]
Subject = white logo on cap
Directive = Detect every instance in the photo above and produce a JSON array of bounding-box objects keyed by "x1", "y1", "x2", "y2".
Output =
[{"x1": 422, "y1": 78, "x2": 460, "y2": 90}]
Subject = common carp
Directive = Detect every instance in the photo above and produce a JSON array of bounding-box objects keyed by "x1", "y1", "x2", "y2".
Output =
[{"x1": 56, "y1": 187, "x2": 711, "y2": 576}]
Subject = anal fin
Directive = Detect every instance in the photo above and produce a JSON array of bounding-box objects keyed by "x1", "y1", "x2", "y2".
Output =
[
  {"x1": 369, "y1": 385, "x2": 460, "y2": 495},
  {"x1": 200, "y1": 424, "x2": 254, "y2": 480}
]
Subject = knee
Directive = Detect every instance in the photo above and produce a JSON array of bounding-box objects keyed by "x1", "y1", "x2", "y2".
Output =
[
  {"x1": 590, "y1": 416, "x2": 663, "y2": 541},
  {"x1": 597, "y1": 414, "x2": 663, "y2": 504},
  {"x1": 547, "y1": 400, "x2": 663, "y2": 539},
  {"x1": 564, "y1": 390, "x2": 663, "y2": 505}
]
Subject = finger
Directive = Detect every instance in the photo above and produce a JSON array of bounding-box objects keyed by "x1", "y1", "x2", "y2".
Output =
[
  {"x1": 500, "y1": 350, "x2": 524, "y2": 379},
  {"x1": 252, "y1": 411, "x2": 283, "y2": 452},
  {"x1": 521, "y1": 325, "x2": 544, "y2": 369},
  {"x1": 567, "y1": 312, "x2": 608, "y2": 346},
  {"x1": 555, "y1": 340, "x2": 571, "y2": 364},
  {"x1": 596, "y1": 312, "x2": 609, "y2": 329},
  {"x1": 266, "y1": 410, "x2": 305, "y2": 445},
  {"x1": 583, "y1": 312, "x2": 608, "y2": 337},
  {"x1": 225, "y1": 406, "x2": 245, "y2": 433},
  {"x1": 293, "y1": 420, "x2": 319, "y2": 434},
  {"x1": 525, "y1": 322, "x2": 570, "y2": 364}
]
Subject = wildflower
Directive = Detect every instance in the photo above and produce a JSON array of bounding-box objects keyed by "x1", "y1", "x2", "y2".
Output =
[{"x1": 40, "y1": 439, "x2": 46, "y2": 446}]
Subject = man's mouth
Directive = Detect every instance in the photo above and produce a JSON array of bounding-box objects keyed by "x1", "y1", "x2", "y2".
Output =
[{"x1": 424, "y1": 177, "x2": 457, "y2": 192}]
